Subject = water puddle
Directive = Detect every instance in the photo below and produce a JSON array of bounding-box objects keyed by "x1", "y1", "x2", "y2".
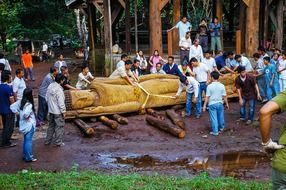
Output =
[{"x1": 97, "y1": 150, "x2": 270, "y2": 178}]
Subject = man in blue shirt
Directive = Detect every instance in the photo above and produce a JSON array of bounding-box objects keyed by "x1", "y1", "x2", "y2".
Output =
[
  {"x1": 0, "y1": 71, "x2": 16, "y2": 147},
  {"x1": 168, "y1": 16, "x2": 192, "y2": 40},
  {"x1": 162, "y1": 56, "x2": 182, "y2": 77},
  {"x1": 215, "y1": 53, "x2": 234, "y2": 74},
  {"x1": 209, "y1": 16, "x2": 223, "y2": 53}
]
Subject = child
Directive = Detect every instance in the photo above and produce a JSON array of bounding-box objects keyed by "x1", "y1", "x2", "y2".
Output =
[
  {"x1": 203, "y1": 71, "x2": 229, "y2": 136},
  {"x1": 76, "y1": 64, "x2": 94, "y2": 89},
  {"x1": 10, "y1": 88, "x2": 37, "y2": 162},
  {"x1": 174, "y1": 75, "x2": 199, "y2": 117},
  {"x1": 149, "y1": 50, "x2": 166, "y2": 74}
]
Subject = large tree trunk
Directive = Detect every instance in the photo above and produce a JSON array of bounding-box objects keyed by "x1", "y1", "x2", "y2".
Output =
[
  {"x1": 75, "y1": 9, "x2": 83, "y2": 40},
  {"x1": 275, "y1": 0, "x2": 284, "y2": 49},
  {"x1": 149, "y1": 0, "x2": 162, "y2": 55}
]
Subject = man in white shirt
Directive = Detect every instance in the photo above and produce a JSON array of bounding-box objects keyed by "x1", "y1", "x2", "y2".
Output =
[
  {"x1": 191, "y1": 57, "x2": 210, "y2": 118},
  {"x1": 0, "y1": 53, "x2": 11, "y2": 71},
  {"x1": 110, "y1": 60, "x2": 138, "y2": 85},
  {"x1": 189, "y1": 39, "x2": 204, "y2": 62},
  {"x1": 168, "y1": 16, "x2": 192, "y2": 40},
  {"x1": 175, "y1": 75, "x2": 199, "y2": 117},
  {"x1": 12, "y1": 68, "x2": 26, "y2": 101},
  {"x1": 54, "y1": 54, "x2": 67, "y2": 73},
  {"x1": 116, "y1": 54, "x2": 128, "y2": 69},
  {"x1": 234, "y1": 54, "x2": 253, "y2": 72},
  {"x1": 42, "y1": 42, "x2": 48, "y2": 62},
  {"x1": 202, "y1": 51, "x2": 218, "y2": 73},
  {"x1": 179, "y1": 31, "x2": 192, "y2": 64}
]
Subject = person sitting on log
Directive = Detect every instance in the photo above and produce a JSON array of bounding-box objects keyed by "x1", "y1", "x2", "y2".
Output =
[
  {"x1": 75, "y1": 64, "x2": 95, "y2": 90},
  {"x1": 162, "y1": 56, "x2": 182, "y2": 77},
  {"x1": 109, "y1": 60, "x2": 138, "y2": 85},
  {"x1": 174, "y1": 75, "x2": 199, "y2": 117},
  {"x1": 60, "y1": 66, "x2": 78, "y2": 91}
]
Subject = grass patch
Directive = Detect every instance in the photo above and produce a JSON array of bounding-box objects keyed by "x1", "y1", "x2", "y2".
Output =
[{"x1": 0, "y1": 170, "x2": 271, "y2": 190}]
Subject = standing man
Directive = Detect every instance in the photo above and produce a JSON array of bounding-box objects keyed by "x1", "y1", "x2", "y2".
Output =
[
  {"x1": 235, "y1": 66, "x2": 261, "y2": 125},
  {"x1": 54, "y1": 54, "x2": 67, "y2": 73},
  {"x1": 116, "y1": 54, "x2": 128, "y2": 69},
  {"x1": 197, "y1": 18, "x2": 208, "y2": 52},
  {"x1": 190, "y1": 57, "x2": 210, "y2": 119},
  {"x1": 0, "y1": 71, "x2": 16, "y2": 147},
  {"x1": 259, "y1": 91, "x2": 286, "y2": 190},
  {"x1": 179, "y1": 31, "x2": 192, "y2": 64},
  {"x1": 22, "y1": 49, "x2": 34, "y2": 81},
  {"x1": 15, "y1": 43, "x2": 23, "y2": 65},
  {"x1": 110, "y1": 60, "x2": 138, "y2": 85},
  {"x1": 168, "y1": 16, "x2": 192, "y2": 40},
  {"x1": 45, "y1": 74, "x2": 66, "y2": 147},
  {"x1": 162, "y1": 56, "x2": 182, "y2": 77},
  {"x1": 255, "y1": 48, "x2": 268, "y2": 103},
  {"x1": 209, "y1": 16, "x2": 223, "y2": 53},
  {"x1": 189, "y1": 39, "x2": 204, "y2": 62},
  {"x1": 42, "y1": 42, "x2": 48, "y2": 62},
  {"x1": 13, "y1": 68, "x2": 26, "y2": 101},
  {"x1": 37, "y1": 67, "x2": 58, "y2": 126},
  {"x1": 234, "y1": 54, "x2": 253, "y2": 72}
]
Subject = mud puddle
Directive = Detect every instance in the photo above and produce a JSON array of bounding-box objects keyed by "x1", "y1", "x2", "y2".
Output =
[{"x1": 97, "y1": 151, "x2": 270, "y2": 178}]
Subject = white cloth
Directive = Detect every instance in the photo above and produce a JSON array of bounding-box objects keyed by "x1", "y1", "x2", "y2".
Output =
[
  {"x1": 136, "y1": 55, "x2": 148, "y2": 69},
  {"x1": 202, "y1": 57, "x2": 217, "y2": 72},
  {"x1": 12, "y1": 76, "x2": 26, "y2": 100},
  {"x1": 179, "y1": 37, "x2": 192, "y2": 50},
  {"x1": 116, "y1": 60, "x2": 125, "y2": 69},
  {"x1": 0, "y1": 58, "x2": 11, "y2": 71},
  {"x1": 279, "y1": 59, "x2": 286, "y2": 79},
  {"x1": 193, "y1": 62, "x2": 209, "y2": 82},
  {"x1": 109, "y1": 66, "x2": 133, "y2": 79},
  {"x1": 237, "y1": 56, "x2": 253, "y2": 71},
  {"x1": 189, "y1": 45, "x2": 204, "y2": 62},
  {"x1": 176, "y1": 76, "x2": 199, "y2": 97},
  {"x1": 76, "y1": 72, "x2": 94, "y2": 89},
  {"x1": 46, "y1": 82, "x2": 66, "y2": 115}
]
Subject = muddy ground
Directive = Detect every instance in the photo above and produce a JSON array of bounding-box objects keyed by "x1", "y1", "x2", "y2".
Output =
[{"x1": 0, "y1": 51, "x2": 284, "y2": 181}]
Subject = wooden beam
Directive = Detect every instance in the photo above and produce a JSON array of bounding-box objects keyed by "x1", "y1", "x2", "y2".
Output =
[
  {"x1": 92, "y1": 1, "x2": 103, "y2": 15},
  {"x1": 88, "y1": 4, "x2": 96, "y2": 73},
  {"x1": 159, "y1": 0, "x2": 170, "y2": 11},
  {"x1": 245, "y1": 0, "x2": 260, "y2": 56},
  {"x1": 168, "y1": 31, "x2": 173, "y2": 56},
  {"x1": 239, "y1": 0, "x2": 246, "y2": 53},
  {"x1": 236, "y1": 30, "x2": 241, "y2": 54},
  {"x1": 111, "y1": 5, "x2": 123, "y2": 24},
  {"x1": 172, "y1": 0, "x2": 180, "y2": 53},
  {"x1": 118, "y1": 0, "x2": 126, "y2": 9},
  {"x1": 79, "y1": 7, "x2": 88, "y2": 17},
  {"x1": 243, "y1": 0, "x2": 250, "y2": 7},
  {"x1": 150, "y1": 0, "x2": 163, "y2": 55},
  {"x1": 125, "y1": 0, "x2": 131, "y2": 53}
]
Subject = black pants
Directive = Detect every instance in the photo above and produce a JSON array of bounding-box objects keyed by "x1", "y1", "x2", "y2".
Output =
[
  {"x1": 180, "y1": 50, "x2": 190, "y2": 65},
  {"x1": 37, "y1": 95, "x2": 48, "y2": 122},
  {"x1": 1, "y1": 113, "x2": 15, "y2": 146}
]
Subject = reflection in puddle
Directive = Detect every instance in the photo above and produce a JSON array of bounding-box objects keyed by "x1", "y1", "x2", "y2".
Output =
[{"x1": 97, "y1": 151, "x2": 270, "y2": 178}]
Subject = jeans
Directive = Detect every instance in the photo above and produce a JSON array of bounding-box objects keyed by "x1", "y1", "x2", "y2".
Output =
[
  {"x1": 272, "y1": 168, "x2": 286, "y2": 190},
  {"x1": 23, "y1": 127, "x2": 35, "y2": 161},
  {"x1": 45, "y1": 114, "x2": 65, "y2": 145},
  {"x1": 279, "y1": 79, "x2": 286, "y2": 92},
  {"x1": 199, "y1": 35, "x2": 208, "y2": 52},
  {"x1": 180, "y1": 50, "x2": 189, "y2": 65},
  {"x1": 37, "y1": 95, "x2": 48, "y2": 122},
  {"x1": 240, "y1": 99, "x2": 256, "y2": 121},
  {"x1": 257, "y1": 77, "x2": 266, "y2": 99},
  {"x1": 185, "y1": 92, "x2": 199, "y2": 116},
  {"x1": 211, "y1": 36, "x2": 222, "y2": 52},
  {"x1": 266, "y1": 79, "x2": 280, "y2": 100},
  {"x1": 197, "y1": 82, "x2": 207, "y2": 117},
  {"x1": 24, "y1": 67, "x2": 34, "y2": 80},
  {"x1": 1, "y1": 113, "x2": 15, "y2": 146},
  {"x1": 208, "y1": 103, "x2": 225, "y2": 134}
]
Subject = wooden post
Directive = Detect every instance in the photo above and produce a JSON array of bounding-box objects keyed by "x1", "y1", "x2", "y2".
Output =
[
  {"x1": 215, "y1": 0, "x2": 224, "y2": 50},
  {"x1": 125, "y1": 0, "x2": 131, "y2": 53},
  {"x1": 149, "y1": 0, "x2": 162, "y2": 55},
  {"x1": 172, "y1": 0, "x2": 180, "y2": 54},
  {"x1": 275, "y1": 0, "x2": 284, "y2": 50},
  {"x1": 236, "y1": 30, "x2": 241, "y2": 55},
  {"x1": 103, "y1": 0, "x2": 113, "y2": 76},
  {"x1": 88, "y1": 4, "x2": 96, "y2": 73},
  {"x1": 239, "y1": 0, "x2": 246, "y2": 53},
  {"x1": 245, "y1": 0, "x2": 260, "y2": 56},
  {"x1": 168, "y1": 31, "x2": 173, "y2": 56},
  {"x1": 134, "y1": 0, "x2": 138, "y2": 52}
]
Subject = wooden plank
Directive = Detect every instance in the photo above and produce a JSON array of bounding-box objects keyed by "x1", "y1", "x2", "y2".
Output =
[
  {"x1": 88, "y1": 4, "x2": 96, "y2": 73},
  {"x1": 159, "y1": 0, "x2": 170, "y2": 10},
  {"x1": 168, "y1": 31, "x2": 173, "y2": 56},
  {"x1": 111, "y1": 4, "x2": 123, "y2": 24},
  {"x1": 92, "y1": 1, "x2": 103, "y2": 15},
  {"x1": 172, "y1": 0, "x2": 180, "y2": 53},
  {"x1": 125, "y1": 0, "x2": 131, "y2": 53},
  {"x1": 243, "y1": 0, "x2": 250, "y2": 7},
  {"x1": 236, "y1": 30, "x2": 241, "y2": 55},
  {"x1": 118, "y1": 0, "x2": 126, "y2": 9},
  {"x1": 239, "y1": 0, "x2": 246, "y2": 53}
]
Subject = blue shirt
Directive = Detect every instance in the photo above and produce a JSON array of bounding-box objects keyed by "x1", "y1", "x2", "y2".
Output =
[
  {"x1": 206, "y1": 81, "x2": 226, "y2": 106},
  {"x1": 162, "y1": 63, "x2": 182, "y2": 77},
  {"x1": 263, "y1": 64, "x2": 278, "y2": 83},
  {"x1": 215, "y1": 55, "x2": 226, "y2": 70},
  {"x1": 175, "y1": 21, "x2": 192, "y2": 39},
  {"x1": 0, "y1": 83, "x2": 14, "y2": 114},
  {"x1": 38, "y1": 73, "x2": 55, "y2": 98},
  {"x1": 209, "y1": 23, "x2": 222, "y2": 37}
]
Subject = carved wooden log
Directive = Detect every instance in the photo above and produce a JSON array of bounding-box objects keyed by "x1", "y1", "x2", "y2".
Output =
[
  {"x1": 73, "y1": 119, "x2": 95, "y2": 136},
  {"x1": 99, "y1": 116, "x2": 118, "y2": 129},
  {"x1": 146, "y1": 115, "x2": 185, "y2": 139},
  {"x1": 166, "y1": 109, "x2": 185, "y2": 130},
  {"x1": 171, "y1": 104, "x2": 185, "y2": 111},
  {"x1": 146, "y1": 108, "x2": 165, "y2": 120},
  {"x1": 111, "y1": 114, "x2": 128, "y2": 125}
]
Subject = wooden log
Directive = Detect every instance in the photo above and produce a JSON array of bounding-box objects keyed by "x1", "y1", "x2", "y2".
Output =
[
  {"x1": 146, "y1": 115, "x2": 185, "y2": 139},
  {"x1": 99, "y1": 116, "x2": 118, "y2": 129},
  {"x1": 171, "y1": 104, "x2": 185, "y2": 111},
  {"x1": 146, "y1": 108, "x2": 165, "y2": 120},
  {"x1": 73, "y1": 119, "x2": 95, "y2": 136},
  {"x1": 111, "y1": 114, "x2": 128, "y2": 125},
  {"x1": 166, "y1": 109, "x2": 185, "y2": 130}
]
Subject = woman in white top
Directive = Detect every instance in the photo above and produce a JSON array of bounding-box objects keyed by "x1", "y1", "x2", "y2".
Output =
[
  {"x1": 136, "y1": 50, "x2": 148, "y2": 74},
  {"x1": 278, "y1": 52, "x2": 286, "y2": 92},
  {"x1": 76, "y1": 65, "x2": 95, "y2": 89},
  {"x1": 189, "y1": 39, "x2": 204, "y2": 62}
]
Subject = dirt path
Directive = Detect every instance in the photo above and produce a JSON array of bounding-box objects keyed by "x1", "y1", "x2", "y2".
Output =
[{"x1": 0, "y1": 57, "x2": 284, "y2": 181}]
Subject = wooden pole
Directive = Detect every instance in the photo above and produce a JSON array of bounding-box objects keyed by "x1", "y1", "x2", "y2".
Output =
[
  {"x1": 245, "y1": 0, "x2": 260, "y2": 56},
  {"x1": 125, "y1": 0, "x2": 131, "y2": 53},
  {"x1": 168, "y1": 31, "x2": 173, "y2": 56},
  {"x1": 239, "y1": 0, "x2": 246, "y2": 53},
  {"x1": 215, "y1": 0, "x2": 224, "y2": 51},
  {"x1": 172, "y1": 0, "x2": 180, "y2": 54},
  {"x1": 236, "y1": 30, "x2": 241, "y2": 55},
  {"x1": 103, "y1": 0, "x2": 113, "y2": 76},
  {"x1": 74, "y1": 119, "x2": 95, "y2": 136},
  {"x1": 134, "y1": 0, "x2": 138, "y2": 52},
  {"x1": 149, "y1": 0, "x2": 162, "y2": 55},
  {"x1": 275, "y1": 0, "x2": 284, "y2": 50},
  {"x1": 88, "y1": 4, "x2": 96, "y2": 73}
]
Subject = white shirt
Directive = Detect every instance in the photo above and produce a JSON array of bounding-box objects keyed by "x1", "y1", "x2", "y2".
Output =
[
  {"x1": 76, "y1": 72, "x2": 94, "y2": 89},
  {"x1": 237, "y1": 56, "x2": 253, "y2": 71},
  {"x1": 46, "y1": 82, "x2": 66, "y2": 115},
  {"x1": 109, "y1": 66, "x2": 133, "y2": 79},
  {"x1": 202, "y1": 57, "x2": 217, "y2": 72},
  {"x1": 179, "y1": 37, "x2": 192, "y2": 50},
  {"x1": 189, "y1": 45, "x2": 204, "y2": 62},
  {"x1": 42, "y1": 44, "x2": 48, "y2": 52},
  {"x1": 12, "y1": 76, "x2": 26, "y2": 100},
  {"x1": 279, "y1": 59, "x2": 286, "y2": 79},
  {"x1": 176, "y1": 76, "x2": 199, "y2": 97},
  {"x1": 206, "y1": 81, "x2": 226, "y2": 106},
  {"x1": 193, "y1": 62, "x2": 209, "y2": 82},
  {"x1": 136, "y1": 55, "x2": 147, "y2": 69},
  {"x1": 116, "y1": 60, "x2": 125, "y2": 69},
  {"x1": 0, "y1": 58, "x2": 11, "y2": 71}
]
